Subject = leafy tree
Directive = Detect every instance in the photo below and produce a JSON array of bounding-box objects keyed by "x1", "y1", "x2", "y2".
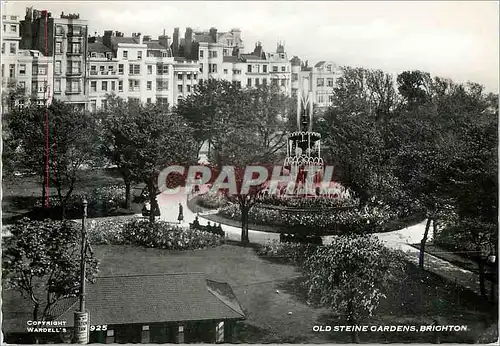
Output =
[
  {"x1": 102, "y1": 98, "x2": 198, "y2": 223},
  {"x1": 1, "y1": 79, "x2": 29, "y2": 113},
  {"x1": 319, "y1": 67, "x2": 399, "y2": 205},
  {"x1": 303, "y1": 234, "x2": 405, "y2": 342},
  {"x1": 2, "y1": 218, "x2": 99, "y2": 321},
  {"x1": 6, "y1": 100, "x2": 100, "y2": 218}
]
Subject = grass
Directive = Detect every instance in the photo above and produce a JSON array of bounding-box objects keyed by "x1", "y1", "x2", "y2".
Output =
[
  {"x1": 4, "y1": 244, "x2": 497, "y2": 343},
  {"x1": 2, "y1": 168, "x2": 144, "y2": 224}
]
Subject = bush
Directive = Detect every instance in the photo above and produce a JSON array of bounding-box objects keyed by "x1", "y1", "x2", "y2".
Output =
[
  {"x1": 197, "y1": 191, "x2": 228, "y2": 210},
  {"x1": 87, "y1": 218, "x2": 223, "y2": 250},
  {"x1": 257, "y1": 240, "x2": 319, "y2": 264},
  {"x1": 34, "y1": 184, "x2": 127, "y2": 215},
  {"x1": 219, "y1": 202, "x2": 399, "y2": 234}
]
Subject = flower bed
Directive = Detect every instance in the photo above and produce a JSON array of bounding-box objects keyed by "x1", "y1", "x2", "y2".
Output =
[
  {"x1": 87, "y1": 218, "x2": 223, "y2": 250},
  {"x1": 219, "y1": 202, "x2": 398, "y2": 234},
  {"x1": 196, "y1": 191, "x2": 229, "y2": 210},
  {"x1": 256, "y1": 195, "x2": 359, "y2": 209}
]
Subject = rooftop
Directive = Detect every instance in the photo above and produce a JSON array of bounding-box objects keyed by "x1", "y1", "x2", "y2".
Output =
[
  {"x1": 88, "y1": 42, "x2": 112, "y2": 53},
  {"x1": 3, "y1": 273, "x2": 245, "y2": 333}
]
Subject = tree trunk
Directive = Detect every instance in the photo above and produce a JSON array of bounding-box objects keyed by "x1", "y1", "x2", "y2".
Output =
[
  {"x1": 477, "y1": 245, "x2": 486, "y2": 297},
  {"x1": 41, "y1": 174, "x2": 47, "y2": 207},
  {"x1": 125, "y1": 181, "x2": 132, "y2": 210},
  {"x1": 347, "y1": 299, "x2": 359, "y2": 343},
  {"x1": 33, "y1": 302, "x2": 39, "y2": 321},
  {"x1": 148, "y1": 181, "x2": 156, "y2": 224},
  {"x1": 419, "y1": 218, "x2": 432, "y2": 268},
  {"x1": 241, "y1": 206, "x2": 249, "y2": 245}
]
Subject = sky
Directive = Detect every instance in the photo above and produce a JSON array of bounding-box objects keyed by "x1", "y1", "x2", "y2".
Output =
[{"x1": 4, "y1": 0, "x2": 499, "y2": 93}]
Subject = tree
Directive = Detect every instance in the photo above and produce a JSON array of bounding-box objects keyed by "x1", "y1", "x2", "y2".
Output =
[
  {"x1": 303, "y1": 234, "x2": 405, "y2": 342},
  {"x1": 2, "y1": 218, "x2": 99, "y2": 321},
  {"x1": 6, "y1": 100, "x2": 100, "y2": 218},
  {"x1": 103, "y1": 98, "x2": 198, "y2": 223},
  {"x1": 319, "y1": 66, "x2": 399, "y2": 205}
]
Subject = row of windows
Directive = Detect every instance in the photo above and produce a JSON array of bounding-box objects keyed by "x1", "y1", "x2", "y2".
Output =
[
  {"x1": 199, "y1": 50, "x2": 218, "y2": 59},
  {"x1": 89, "y1": 80, "x2": 195, "y2": 94},
  {"x1": 316, "y1": 78, "x2": 335, "y2": 87},
  {"x1": 246, "y1": 65, "x2": 289, "y2": 73},
  {"x1": 246, "y1": 78, "x2": 288, "y2": 87},
  {"x1": 55, "y1": 42, "x2": 81, "y2": 54},
  {"x1": 2, "y1": 42, "x2": 17, "y2": 54},
  {"x1": 115, "y1": 50, "x2": 169, "y2": 59},
  {"x1": 2, "y1": 24, "x2": 17, "y2": 33}
]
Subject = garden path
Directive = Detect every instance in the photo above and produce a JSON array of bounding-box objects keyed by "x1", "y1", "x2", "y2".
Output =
[{"x1": 155, "y1": 186, "x2": 494, "y2": 297}]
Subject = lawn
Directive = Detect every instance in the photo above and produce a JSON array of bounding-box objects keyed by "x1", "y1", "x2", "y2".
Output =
[
  {"x1": 3, "y1": 243, "x2": 497, "y2": 343},
  {"x1": 2, "y1": 168, "x2": 144, "y2": 224}
]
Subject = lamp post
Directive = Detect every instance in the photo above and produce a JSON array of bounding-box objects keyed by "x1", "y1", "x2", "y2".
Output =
[{"x1": 74, "y1": 199, "x2": 89, "y2": 344}]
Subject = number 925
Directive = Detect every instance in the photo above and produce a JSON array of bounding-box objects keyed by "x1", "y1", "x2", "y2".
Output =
[{"x1": 90, "y1": 325, "x2": 108, "y2": 331}]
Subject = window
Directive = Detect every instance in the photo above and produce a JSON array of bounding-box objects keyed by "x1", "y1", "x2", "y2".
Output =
[
  {"x1": 223, "y1": 69, "x2": 228, "y2": 74},
  {"x1": 233, "y1": 69, "x2": 241, "y2": 75},
  {"x1": 187, "y1": 74, "x2": 191, "y2": 80},
  {"x1": 262, "y1": 79, "x2": 267, "y2": 86},
  {"x1": 247, "y1": 78, "x2": 251, "y2": 87},
  {"x1": 327, "y1": 78, "x2": 334, "y2": 87},
  {"x1": 56, "y1": 25, "x2": 63, "y2": 35},
  {"x1": 118, "y1": 64, "x2": 124, "y2": 74},
  {"x1": 111, "y1": 81, "x2": 116, "y2": 91},
  {"x1": 193, "y1": 73, "x2": 197, "y2": 79},
  {"x1": 223, "y1": 49, "x2": 228, "y2": 56},
  {"x1": 318, "y1": 95, "x2": 324, "y2": 103},
  {"x1": 1, "y1": 64, "x2": 4, "y2": 77},
  {"x1": 72, "y1": 26, "x2": 82, "y2": 36},
  {"x1": 1, "y1": 43, "x2": 4, "y2": 54},
  {"x1": 90, "y1": 100, "x2": 97, "y2": 112},
  {"x1": 71, "y1": 80, "x2": 80, "y2": 92},
  {"x1": 137, "y1": 51, "x2": 142, "y2": 60},
  {"x1": 55, "y1": 61, "x2": 61, "y2": 74},
  {"x1": 102, "y1": 99, "x2": 108, "y2": 110},
  {"x1": 209, "y1": 50, "x2": 218, "y2": 58},
  {"x1": 71, "y1": 43, "x2": 80, "y2": 54},
  {"x1": 177, "y1": 73, "x2": 183, "y2": 80},
  {"x1": 199, "y1": 50, "x2": 204, "y2": 58},
  {"x1": 10, "y1": 43, "x2": 16, "y2": 54},
  {"x1": 147, "y1": 98, "x2": 151, "y2": 104},
  {"x1": 102, "y1": 81, "x2": 108, "y2": 91},
  {"x1": 162, "y1": 52, "x2": 168, "y2": 57},
  {"x1": 329, "y1": 95, "x2": 334, "y2": 103},
  {"x1": 19, "y1": 64, "x2": 26, "y2": 75},
  {"x1": 292, "y1": 73, "x2": 298, "y2": 82},
  {"x1": 2, "y1": 24, "x2": 5, "y2": 32},
  {"x1": 147, "y1": 65, "x2": 152, "y2": 74},
  {"x1": 255, "y1": 78, "x2": 259, "y2": 86},
  {"x1": 327, "y1": 65, "x2": 332, "y2": 72},
  {"x1": 90, "y1": 81, "x2": 97, "y2": 92},
  {"x1": 281, "y1": 66, "x2": 285, "y2": 72},
  {"x1": 187, "y1": 85, "x2": 191, "y2": 93},
  {"x1": 9, "y1": 64, "x2": 15, "y2": 78},
  {"x1": 118, "y1": 80, "x2": 123, "y2": 92},
  {"x1": 272, "y1": 66, "x2": 278, "y2": 72},
  {"x1": 317, "y1": 78, "x2": 324, "y2": 87},
  {"x1": 55, "y1": 42, "x2": 62, "y2": 54},
  {"x1": 272, "y1": 79, "x2": 278, "y2": 86},
  {"x1": 263, "y1": 65, "x2": 267, "y2": 73},
  {"x1": 54, "y1": 79, "x2": 61, "y2": 93},
  {"x1": 281, "y1": 79, "x2": 286, "y2": 87},
  {"x1": 199, "y1": 64, "x2": 203, "y2": 73},
  {"x1": 209, "y1": 64, "x2": 217, "y2": 73},
  {"x1": 247, "y1": 65, "x2": 252, "y2": 73},
  {"x1": 157, "y1": 64, "x2": 168, "y2": 75},
  {"x1": 129, "y1": 64, "x2": 140, "y2": 75},
  {"x1": 147, "y1": 81, "x2": 152, "y2": 90},
  {"x1": 177, "y1": 85, "x2": 183, "y2": 93},
  {"x1": 68, "y1": 62, "x2": 80, "y2": 75},
  {"x1": 128, "y1": 79, "x2": 140, "y2": 91},
  {"x1": 10, "y1": 25, "x2": 17, "y2": 32},
  {"x1": 19, "y1": 81, "x2": 25, "y2": 89},
  {"x1": 38, "y1": 65, "x2": 47, "y2": 75},
  {"x1": 123, "y1": 50, "x2": 128, "y2": 59},
  {"x1": 156, "y1": 80, "x2": 168, "y2": 91}
]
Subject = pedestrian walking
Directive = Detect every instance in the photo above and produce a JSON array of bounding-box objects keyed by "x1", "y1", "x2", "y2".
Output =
[{"x1": 177, "y1": 203, "x2": 184, "y2": 224}]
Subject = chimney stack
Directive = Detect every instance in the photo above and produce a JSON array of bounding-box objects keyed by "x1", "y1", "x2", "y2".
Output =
[
  {"x1": 172, "y1": 27, "x2": 179, "y2": 56},
  {"x1": 184, "y1": 27, "x2": 193, "y2": 59},
  {"x1": 103, "y1": 30, "x2": 113, "y2": 48},
  {"x1": 159, "y1": 35, "x2": 170, "y2": 49},
  {"x1": 209, "y1": 27, "x2": 217, "y2": 43}
]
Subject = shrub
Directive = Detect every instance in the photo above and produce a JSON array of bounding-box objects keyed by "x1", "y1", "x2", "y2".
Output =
[
  {"x1": 197, "y1": 191, "x2": 229, "y2": 210},
  {"x1": 257, "y1": 240, "x2": 319, "y2": 264},
  {"x1": 87, "y1": 218, "x2": 223, "y2": 250}
]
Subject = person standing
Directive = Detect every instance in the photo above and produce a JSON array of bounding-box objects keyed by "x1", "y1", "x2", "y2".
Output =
[{"x1": 177, "y1": 203, "x2": 184, "y2": 224}]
